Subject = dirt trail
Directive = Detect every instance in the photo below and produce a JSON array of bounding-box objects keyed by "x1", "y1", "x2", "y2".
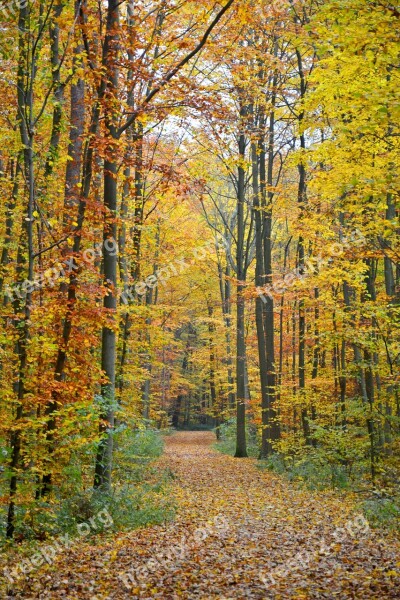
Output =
[{"x1": 9, "y1": 431, "x2": 400, "y2": 598}]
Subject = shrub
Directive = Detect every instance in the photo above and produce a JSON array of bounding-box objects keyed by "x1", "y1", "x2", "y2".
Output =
[
  {"x1": 360, "y1": 496, "x2": 400, "y2": 531},
  {"x1": 0, "y1": 427, "x2": 173, "y2": 542}
]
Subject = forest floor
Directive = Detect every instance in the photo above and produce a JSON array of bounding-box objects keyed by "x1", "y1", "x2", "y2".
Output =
[{"x1": 6, "y1": 431, "x2": 400, "y2": 599}]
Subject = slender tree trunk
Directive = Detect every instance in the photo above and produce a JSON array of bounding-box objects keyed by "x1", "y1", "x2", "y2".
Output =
[
  {"x1": 44, "y1": 1, "x2": 64, "y2": 178},
  {"x1": 0, "y1": 156, "x2": 21, "y2": 296},
  {"x1": 172, "y1": 343, "x2": 190, "y2": 428},
  {"x1": 94, "y1": 0, "x2": 120, "y2": 490},
  {"x1": 207, "y1": 301, "x2": 218, "y2": 435},
  {"x1": 7, "y1": 1, "x2": 35, "y2": 537},
  {"x1": 235, "y1": 283, "x2": 247, "y2": 456},
  {"x1": 252, "y1": 139, "x2": 270, "y2": 456},
  {"x1": 235, "y1": 108, "x2": 248, "y2": 458},
  {"x1": 218, "y1": 257, "x2": 235, "y2": 410},
  {"x1": 278, "y1": 237, "x2": 292, "y2": 408},
  {"x1": 260, "y1": 87, "x2": 280, "y2": 456},
  {"x1": 296, "y1": 49, "x2": 310, "y2": 446},
  {"x1": 343, "y1": 279, "x2": 376, "y2": 482},
  {"x1": 40, "y1": 0, "x2": 87, "y2": 497}
]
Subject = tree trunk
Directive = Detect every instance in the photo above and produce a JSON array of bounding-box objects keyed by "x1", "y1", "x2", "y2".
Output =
[
  {"x1": 296, "y1": 49, "x2": 310, "y2": 446},
  {"x1": 234, "y1": 109, "x2": 248, "y2": 458},
  {"x1": 7, "y1": 0, "x2": 35, "y2": 537},
  {"x1": 94, "y1": 0, "x2": 120, "y2": 491},
  {"x1": 40, "y1": 0, "x2": 87, "y2": 497},
  {"x1": 260, "y1": 90, "x2": 280, "y2": 456},
  {"x1": 252, "y1": 138, "x2": 270, "y2": 457},
  {"x1": 207, "y1": 301, "x2": 219, "y2": 435}
]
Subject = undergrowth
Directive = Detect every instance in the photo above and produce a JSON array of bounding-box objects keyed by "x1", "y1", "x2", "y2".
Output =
[
  {"x1": 0, "y1": 427, "x2": 174, "y2": 544},
  {"x1": 214, "y1": 419, "x2": 400, "y2": 531}
]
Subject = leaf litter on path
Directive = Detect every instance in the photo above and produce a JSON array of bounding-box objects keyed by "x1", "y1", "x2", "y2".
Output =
[{"x1": 6, "y1": 431, "x2": 400, "y2": 599}]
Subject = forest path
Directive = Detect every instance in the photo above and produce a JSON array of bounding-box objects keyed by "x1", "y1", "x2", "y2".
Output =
[{"x1": 11, "y1": 431, "x2": 400, "y2": 599}]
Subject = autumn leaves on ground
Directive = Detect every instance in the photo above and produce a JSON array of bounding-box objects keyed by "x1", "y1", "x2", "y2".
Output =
[{"x1": 5, "y1": 432, "x2": 399, "y2": 599}]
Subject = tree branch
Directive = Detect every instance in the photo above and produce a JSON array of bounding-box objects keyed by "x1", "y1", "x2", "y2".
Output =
[{"x1": 118, "y1": 0, "x2": 235, "y2": 136}]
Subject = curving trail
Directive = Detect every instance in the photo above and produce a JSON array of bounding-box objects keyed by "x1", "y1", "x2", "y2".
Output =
[{"x1": 9, "y1": 432, "x2": 400, "y2": 599}]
